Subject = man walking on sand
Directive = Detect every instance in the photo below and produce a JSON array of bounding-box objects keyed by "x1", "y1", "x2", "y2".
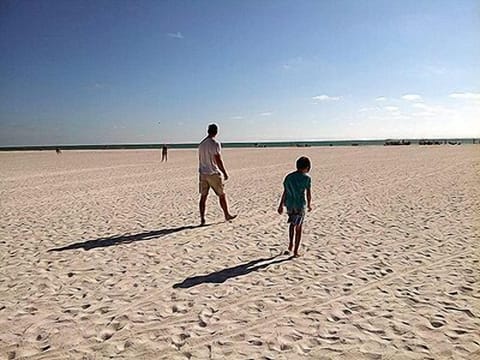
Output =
[
  {"x1": 161, "y1": 144, "x2": 168, "y2": 162},
  {"x1": 198, "y1": 124, "x2": 237, "y2": 225}
]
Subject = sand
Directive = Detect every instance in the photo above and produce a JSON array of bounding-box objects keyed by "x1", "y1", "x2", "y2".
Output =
[{"x1": 0, "y1": 146, "x2": 479, "y2": 359}]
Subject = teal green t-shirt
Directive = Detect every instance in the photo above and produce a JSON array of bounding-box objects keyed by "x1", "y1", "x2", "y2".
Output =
[{"x1": 283, "y1": 171, "x2": 311, "y2": 210}]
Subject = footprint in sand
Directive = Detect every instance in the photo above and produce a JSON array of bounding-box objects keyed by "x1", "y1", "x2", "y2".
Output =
[
  {"x1": 99, "y1": 328, "x2": 115, "y2": 341},
  {"x1": 34, "y1": 332, "x2": 51, "y2": 352},
  {"x1": 198, "y1": 307, "x2": 215, "y2": 327},
  {"x1": 172, "y1": 304, "x2": 189, "y2": 314},
  {"x1": 110, "y1": 314, "x2": 129, "y2": 331},
  {"x1": 247, "y1": 338, "x2": 263, "y2": 346},
  {"x1": 429, "y1": 318, "x2": 445, "y2": 329},
  {"x1": 171, "y1": 332, "x2": 190, "y2": 348}
]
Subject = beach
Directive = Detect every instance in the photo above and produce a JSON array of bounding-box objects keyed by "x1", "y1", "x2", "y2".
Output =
[{"x1": 0, "y1": 146, "x2": 479, "y2": 359}]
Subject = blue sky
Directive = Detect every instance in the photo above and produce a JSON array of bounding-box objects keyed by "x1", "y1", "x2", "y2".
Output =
[{"x1": 0, "y1": 0, "x2": 479, "y2": 145}]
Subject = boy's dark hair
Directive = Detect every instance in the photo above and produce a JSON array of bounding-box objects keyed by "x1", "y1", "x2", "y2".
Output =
[
  {"x1": 296, "y1": 156, "x2": 311, "y2": 171},
  {"x1": 207, "y1": 123, "x2": 218, "y2": 136}
]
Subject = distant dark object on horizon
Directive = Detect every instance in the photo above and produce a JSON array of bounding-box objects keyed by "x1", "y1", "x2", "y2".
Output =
[
  {"x1": 384, "y1": 139, "x2": 411, "y2": 146},
  {"x1": 295, "y1": 143, "x2": 311, "y2": 147},
  {"x1": 351, "y1": 143, "x2": 359, "y2": 146},
  {"x1": 419, "y1": 139, "x2": 443, "y2": 145},
  {"x1": 448, "y1": 141, "x2": 462, "y2": 145},
  {"x1": 55, "y1": 147, "x2": 61, "y2": 154}
]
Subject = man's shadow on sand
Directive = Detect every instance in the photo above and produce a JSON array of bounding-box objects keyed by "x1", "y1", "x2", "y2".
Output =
[
  {"x1": 48, "y1": 224, "x2": 211, "y2": 252},
  {"x1": 173, "y1": 254, "x2": 293, "y2": 289}
]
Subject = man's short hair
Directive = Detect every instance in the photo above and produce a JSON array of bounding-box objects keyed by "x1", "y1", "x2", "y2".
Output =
[
  {"x1": 296, "y1": 156, "x2": 311, "y2": 171},
  {"x1": 208, "y1": 123, "x2": 218, "y2": 135}
]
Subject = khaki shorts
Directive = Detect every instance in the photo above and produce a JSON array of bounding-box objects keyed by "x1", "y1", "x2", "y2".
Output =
[{"x1": 199, "y1": 174, "x2": 225, "y2": 196}]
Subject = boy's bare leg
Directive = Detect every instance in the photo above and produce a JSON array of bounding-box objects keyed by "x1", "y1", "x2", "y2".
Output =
[
  {"x1": 293, "y1": 224, "x2": 302, "y2": 257},
  {"x1": 288, "y1": 223, "x2": 294, "y2": 252},
  {"x1": 219, "y1": 194, "x2": 237, "y2": 221},
  {"x1": 199, "y1": 194, "x2": 208, "y2": 225}
]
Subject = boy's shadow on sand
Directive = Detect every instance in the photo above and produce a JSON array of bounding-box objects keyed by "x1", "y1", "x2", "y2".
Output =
[
  {"x1": 48, "y1": 224, "x2": 212, "y2": 252},
  {"x1": 173, "y1": 255, "x2": 293, "y2": 289}
]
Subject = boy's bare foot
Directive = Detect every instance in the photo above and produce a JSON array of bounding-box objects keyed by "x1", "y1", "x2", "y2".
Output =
[
  {"x1": 283, "y1": 250, "x2": 290, "y2": 255},
  {"x1": 225, "y1": 214, "x2": 237, "y2": 221},
  {"x1": 293, "y1": 253, "x2": 301, "y2": 258},
  {"x1": 200, "y1": 218, "x2": 206, "y2": 226}
]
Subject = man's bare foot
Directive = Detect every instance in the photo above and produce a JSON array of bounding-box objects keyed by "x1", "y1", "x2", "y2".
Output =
[
  {"x1": 293, "y1": 253, "x2": 301, "y2": 258},
  {"x1": 200, "y1": 218, "x2": 206, "y2": 226},
  {"x1": 225, "y1": 214, "x2": 237, "y2": 221},
  {"x1": 283, "y1": 250, "x2": 290, "y2": 255}
]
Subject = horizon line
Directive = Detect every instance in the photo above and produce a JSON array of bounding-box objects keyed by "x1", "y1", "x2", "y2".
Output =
[{"x1": 1, "y1": 136, "x2": 479, "y2": 149}]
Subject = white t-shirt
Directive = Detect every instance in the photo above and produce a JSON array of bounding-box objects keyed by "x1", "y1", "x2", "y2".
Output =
[{"x1": 198, "y1": 137, "x2": 221, "y2": 175}]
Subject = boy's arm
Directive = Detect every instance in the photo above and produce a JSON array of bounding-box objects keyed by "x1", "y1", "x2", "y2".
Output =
[
  {"x1": 278, "y1": 189, "x2": 286, "y2": 214},
  {"x1": 306, "y1": 188, "x2": 312, "y2": 211}
]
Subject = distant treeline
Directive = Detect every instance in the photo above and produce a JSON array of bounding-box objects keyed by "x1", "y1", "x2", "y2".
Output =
[{"x1": 0, "y1": 138, "x2": 478, "y2": 151}]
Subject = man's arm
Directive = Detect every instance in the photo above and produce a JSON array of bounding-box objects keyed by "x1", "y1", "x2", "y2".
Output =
[
  {"x1": 306, "y1": 188, "x2": 312, "y2": 211},
  {"x1": 278, "y1": 189, "x2": 286, "y2": 214},
  {"x1": 214, "y1": 154, "x2": 229, "y2": 180}
]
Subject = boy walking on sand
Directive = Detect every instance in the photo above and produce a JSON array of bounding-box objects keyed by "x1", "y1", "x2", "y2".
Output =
[{"x1": 278, "y1": 156, "x2": 312, "y2": 257}]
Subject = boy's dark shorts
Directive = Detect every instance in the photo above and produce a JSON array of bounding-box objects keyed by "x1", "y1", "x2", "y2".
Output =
[{"x1": 287, "y1": 208, "x2": 305, "y2": 225}]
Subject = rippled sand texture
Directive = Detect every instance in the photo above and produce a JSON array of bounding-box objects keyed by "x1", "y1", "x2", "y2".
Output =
[{"x1": 1, "y1": 146, "x2": 479, "y2": 359}]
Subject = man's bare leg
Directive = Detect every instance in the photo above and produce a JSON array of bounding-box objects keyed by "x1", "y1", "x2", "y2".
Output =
[
  {"x1": 293, "y1": 224, "x2": 302, "y2": 257},
  {"x1": 199, "y1": 194, "x2": 208, "y2": 225},
  {"x1": 219, "y1": 194, "x2": 236, "y2": 221}
]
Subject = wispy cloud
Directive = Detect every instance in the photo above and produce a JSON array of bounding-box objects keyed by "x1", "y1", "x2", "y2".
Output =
[
  {"x1": 449, "y1": 92, "x2": 480, "y2": 101},
  {"x1": 401, "y1": 94, "x2": 423, "y2": 102},
  {"x1": 384, "y1": 106, "x2": 399, "y2": 112},
  {"x1": 167, "y1": 32, "x2": 184, "y2": 39},
  {"x1": 312, "y1": 94, "x2": 341, "y2": 102},
  {"x1": 90, "y1": 82, "x2": 107, "y2": 89},
  {"x1": 231, "y1": 115, "x2": 244, "y2": 120},
  {"x1": 375, "y1": 96, "x2": 387, "y2": 102},
  {"x1": 402, "y1": 64, "x2": 449, "y2": 78},
  {"x1": 358, "y1": 107, "x2": 371, "y2": 113},
  {"x1": 423, "y1": 65, "x2": 447, "y2": 75},
  {"x1": 259, "y1": 112, "x2": 273, "y2": 116},
  {"x1": 412, "y1": 103, "x2": 429, "y2": 109},
  {"x1": 411, "y1": 102, "x2": 454, "y2": 117}
]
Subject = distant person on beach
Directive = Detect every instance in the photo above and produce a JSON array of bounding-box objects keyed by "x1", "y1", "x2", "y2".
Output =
[
  {"x1": 162, "y1": 144, "x2": 168, "y2": 162},
  {"x1": 278, "y1": 156, "x2": 312, "y2": 257},
  {"x1": 198, "y1": 124, "x2": 237, "y2": 225},
  {"x1": 55, "y1": 147, "x2": 61, "y2": 154}
]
